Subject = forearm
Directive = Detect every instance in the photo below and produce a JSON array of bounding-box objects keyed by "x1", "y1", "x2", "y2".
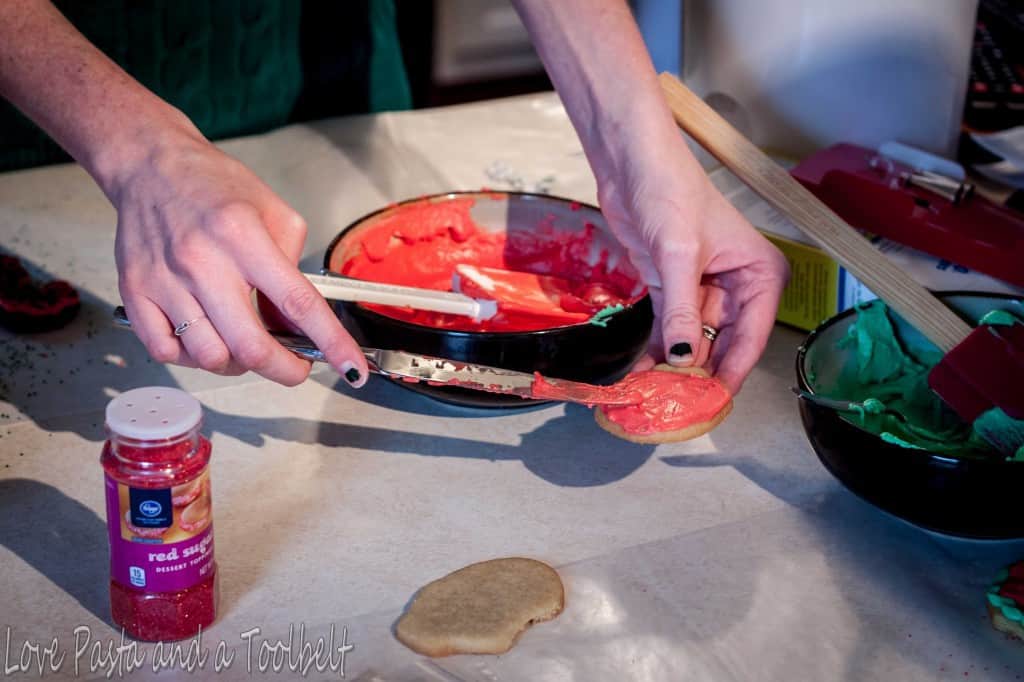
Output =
[
  {"x1": 0, "y1": 0, "x2": 197, "y2": 198},
  {"x1": 512, "y1": 0, "x2": 702, "y2": 184}
]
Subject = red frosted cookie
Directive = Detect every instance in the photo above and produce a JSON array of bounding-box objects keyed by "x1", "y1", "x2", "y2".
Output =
[{"x1": 595, "y1": 365, "x2": 733, "y2": 444}]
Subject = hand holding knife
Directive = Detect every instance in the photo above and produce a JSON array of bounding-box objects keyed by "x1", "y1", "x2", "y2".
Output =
[{"x1": 111, "y1": 306, "x2": 637, "y2": 407}]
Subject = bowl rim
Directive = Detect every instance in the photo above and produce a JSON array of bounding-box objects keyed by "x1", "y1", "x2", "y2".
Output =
[
  {"x1": 322, "y1": 189, "x2": 653, "y2": 339},
  {"x1": 795, "y1": 290, "x2": 1022, "y2": 461}
]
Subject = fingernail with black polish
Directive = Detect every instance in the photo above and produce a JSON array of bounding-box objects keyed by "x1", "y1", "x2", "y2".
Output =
[
  {"x1": 342, "y1": 362, "x2": 362, "y2": 387},
  {"x1": 669, "y1": 342, "x2": 693, "y2": 360}
]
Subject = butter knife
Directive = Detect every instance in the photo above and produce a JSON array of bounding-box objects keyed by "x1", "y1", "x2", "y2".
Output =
[{"x1": 111, "y1": 306, "x2": 637, "y2": 406}]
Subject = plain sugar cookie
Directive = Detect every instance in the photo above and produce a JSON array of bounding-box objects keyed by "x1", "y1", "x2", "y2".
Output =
[{"x1": 395, "y1": 557, "x2": 565, "y2": 657}]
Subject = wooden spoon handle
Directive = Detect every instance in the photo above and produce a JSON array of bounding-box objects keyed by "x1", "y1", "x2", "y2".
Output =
[{"x1": 658, "y1": 72, "x2": 970, "y2": 353}]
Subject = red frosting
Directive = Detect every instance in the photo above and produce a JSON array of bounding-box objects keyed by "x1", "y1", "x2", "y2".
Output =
[
  {"x1": 338, "y1": 197, "x2": 643, "y2": 331},
  {"x1": 999, "y1": 563, "x2": 1024, "y2": 605},
  {"x1": 596, "y1": 370, "x2": 732, "y2": 435},
  {"x1": 532, "y1": 372, "x2": 644, "y2": 406}
]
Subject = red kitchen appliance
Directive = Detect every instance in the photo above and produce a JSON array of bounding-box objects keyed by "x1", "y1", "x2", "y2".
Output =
[{"x1": 789, "y1": 143, "x2": 1024, "y2": 288}]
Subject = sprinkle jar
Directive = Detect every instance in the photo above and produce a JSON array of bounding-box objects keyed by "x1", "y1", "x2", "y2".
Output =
[{"x1": 101, "y1": 387, "x2": 218, "y2": 641}]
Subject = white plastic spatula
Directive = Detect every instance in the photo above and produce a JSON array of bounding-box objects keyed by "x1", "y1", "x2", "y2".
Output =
[{"x1": 306, "y1": 272, "x2": 497, "y2": 320}]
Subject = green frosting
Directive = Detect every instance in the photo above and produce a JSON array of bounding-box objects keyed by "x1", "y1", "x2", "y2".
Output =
[
  {"x1": 988, "y1": 592, "x2": 1007, "y2": 607},
  {"x1": 974, "y1": 407, "x2": 1024, "y2": 461},
  {"x1": 879, "y1": 432, "x2": 926, "y2": 450},
  {"x1": 820, "y1": 300, "x2": 1021, "y2": 458},
  {"x1": 979, "y1": 309, "x2": 1020, "y2": 327},
  {"x1": 850, "y1": 398, "x2": 886, "y2": 420},
  {"x1": 987, "y1": 569, "x2": 1024, "y2": 623},
  {"x1": 589, "y1": 304, "x2": 625, "y2": 328},
  {"x1": 837, "y1": 301, "x2": 914, "y2": 384}
]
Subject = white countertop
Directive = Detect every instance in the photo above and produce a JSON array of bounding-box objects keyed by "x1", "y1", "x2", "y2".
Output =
[{"x1": 2, "y1": 93, "x2": 1024, "y2": 681}]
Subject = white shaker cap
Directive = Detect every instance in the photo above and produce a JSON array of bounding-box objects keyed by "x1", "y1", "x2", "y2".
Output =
[{"x1": 106, "y1": 387, "x2": 202, "y2": 440}]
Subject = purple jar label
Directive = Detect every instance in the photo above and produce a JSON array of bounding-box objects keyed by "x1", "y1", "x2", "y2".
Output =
[{"x1": 104, "y1": 469, "x2": 215, "y2": 593}]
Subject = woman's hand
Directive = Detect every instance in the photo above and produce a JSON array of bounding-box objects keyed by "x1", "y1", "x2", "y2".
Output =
[
  {"x1": 110, "y1": 121, "x2": 369, "y2": 387},
  {"x1": 595, "y1": 131, "x2": 789, "y2": 394},
  {"x1": 512, "y1": 0, "x2": 789, "y2": 394},
  {"x1": 0, "y1": 1, "x2": 369, "y2": 387}
]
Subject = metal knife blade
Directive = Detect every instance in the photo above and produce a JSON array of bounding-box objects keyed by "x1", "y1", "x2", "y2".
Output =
[
  {"x1": 365, "y1": 349, "x2": 640, "y2": 406},
  {"x1": 111, "y1": 306, "x2": 637, "y2": 406},
  {"x1": 365, "y1": 348, "x2": 536, "y2": 399}
]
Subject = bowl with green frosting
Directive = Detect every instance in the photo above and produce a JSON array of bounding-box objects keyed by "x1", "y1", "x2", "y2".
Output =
[{"x1": 796, "y1": 292, "x2": 1024, "y2": 539}]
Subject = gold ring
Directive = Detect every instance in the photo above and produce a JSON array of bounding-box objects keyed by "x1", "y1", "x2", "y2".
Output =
[{"x1": 702, "y1": 324, "x2": 719, "y2": 342}]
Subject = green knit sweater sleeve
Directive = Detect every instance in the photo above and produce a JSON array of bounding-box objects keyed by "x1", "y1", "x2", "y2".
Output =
[
  {"x1": 368, "y1": 0, "x2": 412, "y2": 112},
  {"x1": 0, "y1": 0, "x2": 410, "y2": 173}
]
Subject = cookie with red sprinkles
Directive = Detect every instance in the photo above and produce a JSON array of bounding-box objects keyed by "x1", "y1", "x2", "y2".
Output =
[{"x1": 987, "y1": 561, "x2": 1024, "y2": 640}]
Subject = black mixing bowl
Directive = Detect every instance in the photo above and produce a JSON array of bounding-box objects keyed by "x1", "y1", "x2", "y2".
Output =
[
  {"x1": 796, "y1": 292, "x2": 1024, "y2": 539},
  {"x1": 324, "y1": 191, "x2": 654, "y2": 407}
]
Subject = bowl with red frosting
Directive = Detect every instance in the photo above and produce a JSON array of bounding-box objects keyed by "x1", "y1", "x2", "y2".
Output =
[{"x1": 324, "y1": 191, "x2": 655, "y2": 407}]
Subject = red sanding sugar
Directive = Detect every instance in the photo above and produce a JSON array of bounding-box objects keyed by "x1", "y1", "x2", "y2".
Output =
[
  {"x1": 109, "y1": 573, "x2": 218, "y2": 642},
  {"x1": 101, "y1": 387, "x2": 218, "y2": 641}
]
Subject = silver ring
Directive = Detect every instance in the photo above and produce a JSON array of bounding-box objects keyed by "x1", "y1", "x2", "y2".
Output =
[
  {"x1": 173, "y1": 316, "x2": 206, "y2": 337},
  {"x1": 702, "y1": 324, "x2": 719, "y2": 342}
]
